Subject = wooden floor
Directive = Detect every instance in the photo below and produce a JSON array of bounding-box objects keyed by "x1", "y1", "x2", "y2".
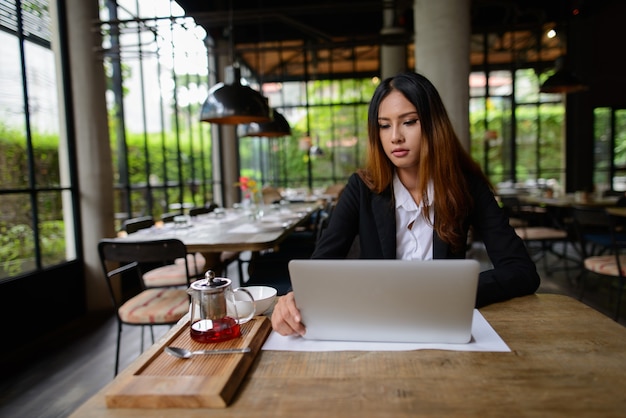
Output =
[{"x1": 1, "y1": 244, "x2": 625, "y2": 418}]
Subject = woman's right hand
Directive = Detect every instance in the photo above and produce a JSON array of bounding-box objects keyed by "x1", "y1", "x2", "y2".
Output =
[{"x1": 270, "y1": 291, "x2": 306, "y2": 336}]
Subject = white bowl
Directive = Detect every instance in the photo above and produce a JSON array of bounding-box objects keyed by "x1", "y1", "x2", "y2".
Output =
[{"x1": 240, "y1": 285, "x2": 277, "y2": 315}]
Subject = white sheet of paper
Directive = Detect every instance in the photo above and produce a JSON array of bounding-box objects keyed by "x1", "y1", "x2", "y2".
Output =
[{"x1": 262, "y1": 310, "x2": 510, "y2": 352}]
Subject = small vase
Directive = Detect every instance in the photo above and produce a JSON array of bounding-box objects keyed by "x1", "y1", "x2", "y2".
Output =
[{"x1": 250, "y1": 190, "x2": 264, "y2": 219}]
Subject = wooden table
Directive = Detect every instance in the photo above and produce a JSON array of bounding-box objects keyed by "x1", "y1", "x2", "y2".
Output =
[
  {"x1": 115, "y1": 203, "x2": 319, "y2": 254},
  {"x1": 518, "y1": 194, "x2": 619, "y2": 234},
  {"x1": 606, "y1": 206, "x2": 626, "y2": 218},
  {"x1": 520, "y1": 194, "x2": 619, "y2": 209},
  {"x1": 70, "y1": 294, "x2": 626, "y2": 417}
]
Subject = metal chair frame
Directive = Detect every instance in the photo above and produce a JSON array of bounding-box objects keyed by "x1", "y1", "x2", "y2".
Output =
[{"x1": 97, "y1": 238, "x2": 191, "y2": 375}]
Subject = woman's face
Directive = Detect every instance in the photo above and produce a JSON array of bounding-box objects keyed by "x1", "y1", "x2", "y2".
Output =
[{"x1": 378, "y1": 90, "x2": 422, "y2": 173}]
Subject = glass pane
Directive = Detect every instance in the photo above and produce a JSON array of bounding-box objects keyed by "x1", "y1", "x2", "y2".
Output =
[
  {"x1": 481, "y1": 96, "x2": 512, "y2": 186},
  {"x1": 613, "y1": 110, "x2": 626, "y2": 165},
  {"x1": 239, "y1": 136, "x2": 263, "y2": 184},
  {"x1": 0, "y1": 193, "x2": 36, "y2": 280},
  {"x1": 515, "y1": 68, "x2": 539, "y2": 104},
  {"x1": 273, "y1": 81, "x2": 303, "y2": 107},
  {"x1": 0, "y1": 32, "x2": 28, "y2": 190},
  {"x1": 24, "y1": 41, "x2": 62, "y2": 188},
  {"x1": 469, "y1": 71, "x2": 486, "y2": 97},
  {"x1": 515, "y1": 103, "x2": 538, "y2": 183},
  {"x1": 613, "y1": 109, "x2": 626, "y2": 192},
  {"x1": 130, "y1": 188, "x2": 152, "y2": 217},
  {"x1": 538, "y1": 102, "x2": 565, "y2": 192},
  {"x1": 488, "y1": 71, "x2": 512, "y2": 97},
  {"x1": 38, "y1": 191, "x2": 70, "y2": 268},
  {"x1": 593, "y1": 107, "x2": 611, "y2": 190}
]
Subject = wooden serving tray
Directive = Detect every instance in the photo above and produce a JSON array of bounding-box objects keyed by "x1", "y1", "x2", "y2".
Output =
[{"x1": 105, "y1": 316, "x2": 272, "y2": 408}]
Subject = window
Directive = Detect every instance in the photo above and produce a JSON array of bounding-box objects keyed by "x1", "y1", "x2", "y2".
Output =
[
  {"x1": 594, "y1": 107, "x2": 626, "y2": 193},
  {"x1": 470, "y1": 69, "x2": 565, "y2": 195},
  {"x1": 0, "y1": 0, "x2": 76, "y2": 281},
  {"x1": 99, "y1": 0, "x2": 214, "y2": 226}
]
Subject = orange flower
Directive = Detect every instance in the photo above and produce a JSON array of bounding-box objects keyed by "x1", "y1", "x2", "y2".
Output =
[{"x1": 235, "y1": 176, "x2": 259, "y2": 196}]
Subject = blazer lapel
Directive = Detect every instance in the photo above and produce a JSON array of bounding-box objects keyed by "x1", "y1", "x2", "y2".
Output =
[
  {"x1": 433, "y1": 233, "x2": 448, "y2": 259},
  {"x1": 371, "y1": 190, "x2": 396, "y2": 259}
]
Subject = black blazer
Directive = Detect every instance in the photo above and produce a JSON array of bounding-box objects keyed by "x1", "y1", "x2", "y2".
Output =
[{"x1": 312, "y1": 172, "x2": 540, "y2": 308}]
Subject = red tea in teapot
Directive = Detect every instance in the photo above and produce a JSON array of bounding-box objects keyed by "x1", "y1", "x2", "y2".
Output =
[
  {"x1": 187, "y1": 271, "x2": 255, "y2": 343},
  {"x1": 190, "y1": 317, "x2": 241, "y2": 343}
]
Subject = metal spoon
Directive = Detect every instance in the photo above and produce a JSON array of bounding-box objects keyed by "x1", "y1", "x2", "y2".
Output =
[{"x1": 165, "y1": 346, "x2": 251, "y2": 359}]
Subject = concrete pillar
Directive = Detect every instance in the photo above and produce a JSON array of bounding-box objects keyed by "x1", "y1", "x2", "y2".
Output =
[
  {"x1": 414, "y1": 0, "x2": 471, "y2": 150},
  {"x1": 215, "y1": 123, "x2": 240, "y2": 208},
  {"x1": 209, "y1": 39, "x2": 241, "y2": 208},
  {"x1": 380, "y1": 0, "x2": 408, "y2": 79},
  {"x1": 52, "y1": 0, "x2": 114, "y2": 311}
]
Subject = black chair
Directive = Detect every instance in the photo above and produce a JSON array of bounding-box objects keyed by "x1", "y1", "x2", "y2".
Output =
[
  {"x1": 571, "y1": 205, "x2": 617, "y2": 258},
  {"x1": 244, "y1": 203, "x2": 336, "y2": 295},
  {"x1": 572, "y1": 208, "x2": 626, "y2": 320},
  {"x1": 161, "y1": 211, "x2": 184, "y2": 223},
  {"x1": 188, "y1": 203, "x2": 218, "y2": 217},
  {"x1": 188, "y1": 204, "x2": 242, "y2": 280},
  {"x1": 97, "y1": 239, "x2": 190, "y2": 375},
  {"x1": 122, "y1": 216, "x2": 154, "y2": 234},
  {"x1": 502, "y1": 196, "x2": 570, "y2": 275},
  {"x1": 499, "y1": 195, "x2": 547, "y2": 228}
]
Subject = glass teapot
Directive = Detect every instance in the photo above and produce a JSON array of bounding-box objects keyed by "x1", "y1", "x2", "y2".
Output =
[{"x1": 187, "y1": 270, "x2": 256, "y2": 343}]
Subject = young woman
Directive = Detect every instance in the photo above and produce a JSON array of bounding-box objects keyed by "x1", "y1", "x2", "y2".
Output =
[{"x1": 271, "y1": 71, "x2": 540, "y2": 336}]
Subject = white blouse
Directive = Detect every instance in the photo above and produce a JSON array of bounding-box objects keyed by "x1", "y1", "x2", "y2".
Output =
[{"x1": 393, "y1": 173, "x2": 434, "y2": 260}]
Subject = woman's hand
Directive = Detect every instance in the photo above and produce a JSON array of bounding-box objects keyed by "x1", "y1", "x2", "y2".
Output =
[{"x1": 270, "y1": 292, "x2": 306, "y2": 336}]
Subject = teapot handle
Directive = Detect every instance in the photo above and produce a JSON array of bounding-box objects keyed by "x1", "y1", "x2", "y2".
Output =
[{"x1": 232, "y1": 287, "x2": 256, "y2": 324}]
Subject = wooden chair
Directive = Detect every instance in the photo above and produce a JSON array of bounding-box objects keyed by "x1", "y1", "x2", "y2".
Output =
[
  {"x1": 97, "y1": 239, "x2": 191, "y2": 375},
  {"x1": 141, "y1": 251, "x2": 206, "y2": 287},
  {"x1": 127, "y1": 235, "x2": 206, "y2": 288},
  {"x1": 261, "y1": 186, "x2": 283, "y2": 205},
  {"x1": 122, "y1": 216, "x2": 154, "y2": 234},
  {"x1": 122, "y1": 217, "x2": 205, "y2": 286},
  {"x1": 572, "y1": 207, "x2": 626, "y2": 320}
]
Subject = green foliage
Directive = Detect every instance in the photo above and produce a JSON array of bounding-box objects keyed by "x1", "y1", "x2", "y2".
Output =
[
  {"x1": 0, "y1": 220, "x2": 65, "y2": 279},
  {"x1": 238, "y1": 78, "x2": 376, "y2": 189},
  {"x1": 470, "y1": 102, "x2": 565, "y2": 185},
  {"x1": 110, "y1": 125, "x2": 213, "y2": 217}
]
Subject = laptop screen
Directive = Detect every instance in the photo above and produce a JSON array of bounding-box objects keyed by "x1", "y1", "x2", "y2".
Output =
[{"x1": 288, "y1": 259, "x2": 480, "y2": 344}]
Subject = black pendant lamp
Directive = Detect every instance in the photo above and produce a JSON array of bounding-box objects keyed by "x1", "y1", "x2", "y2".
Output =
[
  {"x1": 539, "y1": 67, "x2": 588, "y2": 94},
  {"x1": 540, "y1": 56, "x2": 587, "y2": 94},
  {"x1": 200, "y1": 64, "x2": 272, "y2": 124},
  {"x1": 540, "y1": 17, "x2": 588, "y2": 95},
  {"x1": 238, "y1": 109, "x2": 291, "y2": 137}
]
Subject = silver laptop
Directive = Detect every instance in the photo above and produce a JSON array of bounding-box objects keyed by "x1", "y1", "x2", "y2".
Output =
[{"x1": 288, "y1": 259, "x2": 480, "y2": 344}]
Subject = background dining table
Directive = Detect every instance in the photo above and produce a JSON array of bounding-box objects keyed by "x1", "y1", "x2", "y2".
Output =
[
  {"x1": 69, "y1": 293, "x2": 626, "y2": 417},
  {"x1": 116, "y1": 202, "x2": 320, "y2": 254},
  {"x1": 519, "y1": 194, "x2": 619, "y2": 209}
]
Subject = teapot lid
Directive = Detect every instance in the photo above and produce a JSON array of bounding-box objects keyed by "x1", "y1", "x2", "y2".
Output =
[{"x1": 190, "y1": 270, "x2": 231, "y2": 291}]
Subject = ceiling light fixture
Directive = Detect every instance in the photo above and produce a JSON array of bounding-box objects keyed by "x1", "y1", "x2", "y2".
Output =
[
  {"x1": 200, "y1": 64, "x2": 272, "y2": 124},
  {"x1": 237, "y1": 109, "x2": 291, "y2": 137},
  {"x1": 539, "y1": 17, "x2": 588, "y2": 95},
  {"x1": 540, "y1": 57, "x2": 588, "y2": 94},
  {"x1": 199, "y1": 0, "x2": 271, "y2": 124}
]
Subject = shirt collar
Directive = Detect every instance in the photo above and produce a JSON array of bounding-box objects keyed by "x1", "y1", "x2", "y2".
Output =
[{"x1": 393, "y1": 172, "x2": 434, "y2": 210}]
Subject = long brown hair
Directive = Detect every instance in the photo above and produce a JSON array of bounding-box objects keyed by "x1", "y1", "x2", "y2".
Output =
[{"x1": 365, "y1": 72, "x2": 490, "y2": 252}]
